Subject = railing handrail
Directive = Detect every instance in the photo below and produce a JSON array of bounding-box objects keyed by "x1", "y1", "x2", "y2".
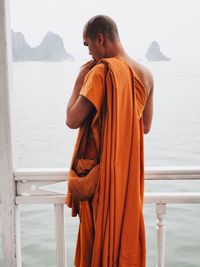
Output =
[
  {"x1": 12, "y1": 167, "x2": 200, "y2": 205},
  {"x1": 14, "y1": 166, "x2": 200, "y2": 181}
]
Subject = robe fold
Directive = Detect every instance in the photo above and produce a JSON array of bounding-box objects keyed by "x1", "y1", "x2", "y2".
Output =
[{"x1": 66, "y1": 57, "x2": 147, "y2": 267}]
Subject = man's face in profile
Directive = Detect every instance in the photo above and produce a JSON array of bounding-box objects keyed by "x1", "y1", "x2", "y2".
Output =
[{"x1": 83, "y1": 32, "x2": 105, "y2": 62}]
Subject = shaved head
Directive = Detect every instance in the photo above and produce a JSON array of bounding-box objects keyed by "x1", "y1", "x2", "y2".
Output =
[{"x1": 84, "y1": 15, "x2": 119, "y2": 42}]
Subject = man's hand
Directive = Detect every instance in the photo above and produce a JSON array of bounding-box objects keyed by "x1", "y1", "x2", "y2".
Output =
[
  {"x1": 65, "y1": 60, "x2": 96, "y2": 129},
  {"x1": 76, "y1": 60, "x2": 96, "y2": 85}
]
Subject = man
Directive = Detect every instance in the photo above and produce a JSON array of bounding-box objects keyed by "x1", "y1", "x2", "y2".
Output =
[{"x1": 66, "y1": 15, "x2": 153, "y2": 267}]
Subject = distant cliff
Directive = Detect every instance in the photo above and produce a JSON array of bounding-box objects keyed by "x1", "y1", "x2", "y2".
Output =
[
  {"x1": 145, "y1": 41, "x2": 170, "y2": 61},
  {"x1": 12, "y1": 31, "x2": 74, "y2": 61}
]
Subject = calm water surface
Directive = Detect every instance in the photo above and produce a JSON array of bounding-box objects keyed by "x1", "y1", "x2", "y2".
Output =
[{"x1": 1, "y1": 60, "x2": 200, "y2": 266}]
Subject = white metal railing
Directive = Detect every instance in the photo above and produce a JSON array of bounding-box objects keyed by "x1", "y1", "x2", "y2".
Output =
[
  {"x1": 2, "y1": 167, "x2": 197, "y2": 267},
  {"x1": 1, "y1": 167, "x2": 200, "y2": 267}
]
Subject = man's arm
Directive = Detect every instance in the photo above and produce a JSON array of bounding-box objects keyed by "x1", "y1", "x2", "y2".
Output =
[
  {"x1": 143, "y1": 85, "x2": 154, "y2": 134},
  {"x1": 66, "y1": 61, "x2": 95, "y2": 129}
]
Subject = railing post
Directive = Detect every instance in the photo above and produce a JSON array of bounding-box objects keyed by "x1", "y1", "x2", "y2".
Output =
[
  {"x1": 156, "y1": 203, "x2": 166, "y2": 267},
  {"x1": 0, "y1": 0, "x2": 21, "y2": 266},
  {"x1": 54, "y1": 204, "x2": 67, "y2": 267}
]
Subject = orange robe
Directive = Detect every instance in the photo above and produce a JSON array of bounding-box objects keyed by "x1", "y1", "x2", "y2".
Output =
[{"x1": 66, "y1": 57, "x2": 147, "y2": 267}]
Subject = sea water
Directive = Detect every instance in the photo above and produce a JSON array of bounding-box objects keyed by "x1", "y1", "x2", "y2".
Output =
[{"x1": 0, "y1": 60, "x2": 200, "y2": 266}]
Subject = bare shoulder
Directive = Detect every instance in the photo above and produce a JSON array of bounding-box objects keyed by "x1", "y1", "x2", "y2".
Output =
[{"x1": 125, "y1": 57, "x2": 154, "y2": 96}]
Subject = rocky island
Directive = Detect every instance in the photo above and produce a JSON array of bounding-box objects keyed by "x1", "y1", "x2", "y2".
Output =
[
  {"x1": 12, "y1": 30, "x2": 74, "y2": 62},
  {"x1": 145, "y1": 41, "x2": 170, "y2": 61}
]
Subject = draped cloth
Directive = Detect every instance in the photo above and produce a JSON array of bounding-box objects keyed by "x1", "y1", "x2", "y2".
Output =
[{"x1": 66, "y1": 57, "x2": 147, "y2": 267}]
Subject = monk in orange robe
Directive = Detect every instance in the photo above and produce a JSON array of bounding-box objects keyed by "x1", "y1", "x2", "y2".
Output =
[{"x1": 66, "y1": 15, "x2": 154, "y2": 267}]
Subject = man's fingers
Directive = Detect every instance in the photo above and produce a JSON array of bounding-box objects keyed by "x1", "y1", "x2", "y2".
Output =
[
  {"x1": 88, "y1": 60, "x2": 96, "y2": 69},
  {"x1": 80, "y1": 60, "x2": 96, "y2": 73},
  {"x1": 83, "y1": 60, "x2": 96, "y2": 68}
]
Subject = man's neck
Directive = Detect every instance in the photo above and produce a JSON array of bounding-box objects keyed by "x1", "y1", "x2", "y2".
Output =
[{"x1": 105, "y1": 41, "x2": 127, "y2": 59}]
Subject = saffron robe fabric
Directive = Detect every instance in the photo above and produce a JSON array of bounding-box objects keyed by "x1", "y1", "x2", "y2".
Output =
[{"x1": 66, "y1": 57, "x2": 147, "y2": 267}]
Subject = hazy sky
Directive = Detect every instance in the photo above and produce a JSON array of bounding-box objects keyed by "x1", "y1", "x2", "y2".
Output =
[{"x1": 10, "y1": 0, "x2": 200, "y2": 61}]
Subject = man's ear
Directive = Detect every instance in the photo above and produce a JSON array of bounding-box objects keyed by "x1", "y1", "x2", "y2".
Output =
[{"x1": 97, "y1": 33, "x2": 104, "y2": 45}]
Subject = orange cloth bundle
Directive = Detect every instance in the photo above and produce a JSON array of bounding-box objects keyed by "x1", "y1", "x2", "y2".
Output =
[
  {"x1": 66, "y1": 57, "x2": 147, "y2": 267},
  {"x1": 68, "y1": 160, "x2": 99, "y2": 201}
]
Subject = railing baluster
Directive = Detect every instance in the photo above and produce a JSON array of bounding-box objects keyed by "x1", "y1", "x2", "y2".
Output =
[
  {"x1": 54, "y1": 204, "x2": 67, "y2": 267},
  {"x1": 156, "y1": 203, "x2": 166, "y2": 267}
]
